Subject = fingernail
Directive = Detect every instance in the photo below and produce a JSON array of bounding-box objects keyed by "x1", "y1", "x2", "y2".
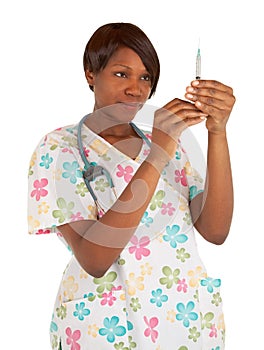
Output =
[
  {"x1": 192, "y1": 80, "x2": 199, "y2": 86},
  {"x1": 196, "y1": 101, "x2": 202, "y2": 107},
  {"x1": 186, "y1": 93, "x2": 193, "y2": 99}
]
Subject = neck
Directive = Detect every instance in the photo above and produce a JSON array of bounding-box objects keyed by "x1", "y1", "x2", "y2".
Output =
[{"x1": 84, "y1": 112, "x2": 136, "y2": 139}]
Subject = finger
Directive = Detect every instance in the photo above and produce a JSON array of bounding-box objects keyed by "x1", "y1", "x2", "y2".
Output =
[
  {"x1": 185, "y1": 92, "x2": 231, "y2": 111},
  {"x1": 191, "y1": 79, "x2": 234, "y2": 95},
  {"x1": 185, "y1": 89, "x2": 235, "y2": 109},
  {"x1": 193, "y1": 100, "x2": 226, "y2": 118},
  {"x1": 156, "y1": 106, "x2": 208, "y2": 126},
  {"x1": 162, "y1": 98, "x2": 195, "y2": 111}
]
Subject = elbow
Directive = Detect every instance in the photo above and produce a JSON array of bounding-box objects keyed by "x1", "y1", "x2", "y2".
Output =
[
  {"x1": 201, "y1": 229, "x2": 230, "y2": 245},
  {"x1": 80, "y1": 260, "x2": 110, "y2": 279}
]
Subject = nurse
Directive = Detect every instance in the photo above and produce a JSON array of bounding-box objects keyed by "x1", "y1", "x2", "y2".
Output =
[{"x1": 28, "y1": 22, "x2": 235, "y2": 349}]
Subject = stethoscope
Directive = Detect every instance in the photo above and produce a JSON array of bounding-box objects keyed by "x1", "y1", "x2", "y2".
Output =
[{"x1": 77, "y1": 114, "x2": 151, "y2": 217}]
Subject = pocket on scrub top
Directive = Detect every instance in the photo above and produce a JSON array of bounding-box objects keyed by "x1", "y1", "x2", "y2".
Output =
[
  {"x1": 59, "y1": 288, "x2": 128, "y2": 349},
  {"x1": 198, "y1": 276, "x2": 226, "y2": 346}
]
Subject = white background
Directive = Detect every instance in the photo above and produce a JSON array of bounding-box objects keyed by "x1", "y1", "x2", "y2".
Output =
[{"x1": 1, "y1": 0, "x2": 263, "y2": 348}]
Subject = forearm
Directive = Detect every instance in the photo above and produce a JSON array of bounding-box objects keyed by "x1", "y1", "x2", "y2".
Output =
[
  {"x1": 193, "y1": 131, "x2": 233, "y2": 244},
  {"x1": 77, "y1": 156, "x2": 165, "y2": 276}
]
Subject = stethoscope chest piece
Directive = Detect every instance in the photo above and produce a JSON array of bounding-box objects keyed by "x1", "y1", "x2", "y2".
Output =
[{"x1": 83, "y1": 165, "x2": 105, "y2": 182}]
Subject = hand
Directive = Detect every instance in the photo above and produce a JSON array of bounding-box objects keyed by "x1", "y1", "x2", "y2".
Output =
[
  {"x1": 185, "y1": 80, "x2": 236, "y2": 134},
  {"x1": 149, "y1": 98, "x2": 208, "y2": 165}
]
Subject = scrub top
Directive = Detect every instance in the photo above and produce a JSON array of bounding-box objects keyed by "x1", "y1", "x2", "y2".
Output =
[{"x1": 28, "y1": 120, "x2": 225, "y2": 349}]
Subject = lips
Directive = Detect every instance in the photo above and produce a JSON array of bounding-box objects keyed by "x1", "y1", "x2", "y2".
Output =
[{"x1": 119, "y1": 102, "x2": 143, "y2": 111}]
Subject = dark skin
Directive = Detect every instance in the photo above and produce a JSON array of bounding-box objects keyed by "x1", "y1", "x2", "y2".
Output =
[{"x1": 59, "y1": 47, "x2": 235, "y2": 278}]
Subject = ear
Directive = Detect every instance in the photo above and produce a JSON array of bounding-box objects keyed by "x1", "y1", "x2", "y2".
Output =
[{"x1": 85, "y1": 70, "x2": 95, "y2": 86}]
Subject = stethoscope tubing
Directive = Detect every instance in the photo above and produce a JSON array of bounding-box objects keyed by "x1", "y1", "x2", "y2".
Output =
[{"x1": 77, "y1": 114, "x2": 151, "y2": 206}]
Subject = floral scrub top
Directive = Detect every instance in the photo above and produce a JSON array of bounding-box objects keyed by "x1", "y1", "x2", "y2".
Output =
[{"x1": 28, "y1": 119, "x2": 225, "y2": 350}]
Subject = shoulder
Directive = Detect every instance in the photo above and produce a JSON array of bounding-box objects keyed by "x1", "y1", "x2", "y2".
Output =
[{"x1": 34, "y1": 123, "x2": 78, "y2": 153}]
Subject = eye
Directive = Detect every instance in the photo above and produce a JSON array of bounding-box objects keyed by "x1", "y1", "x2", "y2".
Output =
[
  {"x1": 141, "y1": 74, "x2": 151, "y2": 82},
  {"x1": 114, "y1": 72, "x2": 127, "y2": 78}
]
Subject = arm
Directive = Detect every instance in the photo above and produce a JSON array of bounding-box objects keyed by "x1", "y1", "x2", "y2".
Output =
[
  {"x1": 185, "y1": 80, "x2": 236, "y2": 244},
  {"x1": 59, "y1": 100, "x2": 207, "y2": 277}
]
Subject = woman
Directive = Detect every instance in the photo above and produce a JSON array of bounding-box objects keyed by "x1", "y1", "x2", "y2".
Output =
[{"x1": 28, "y1": 22, "x2": 235, "y2": 349}]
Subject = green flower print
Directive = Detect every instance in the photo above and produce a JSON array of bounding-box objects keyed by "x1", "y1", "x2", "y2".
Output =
[
  {"x1": 150, "y1": 190, "x2": 165, "y2": 210},
  {"x1": 212, "y1": 292, "x2": 222, "y2": 307},
  {"x1": 159, "y1": 266, "x2": 180, "y2": 289},
  {"x1": 95, "y1": 178, "x2": 110, "y2": 192},
  {"x1": 128, "y1": 335, "x2": 136, "y2": 349},
  {"x1": 114, "y1": 342, "x2": 129, "y2": 350},
  {"x1": 183, "y1": 212, "x2": 192, "y2": 225},
  {"x1": 52, "y1": 198, "x2": 74, "y2": 224},
  {"x1": 51, "y1": 334, "x2": 59, "y2": 349},
  {"x1": 178, "y1": 347, "x2": 188, "y2": 350},
  {"x1": 176, "y1": 248, "x2": 190, "y2": 262},
  {"x1": 93, "y1": 271, "x2": 117, "y2": 294},
  {"x1": 56, "y1": 304, "x2": 67, "y2": 320},
  {"x1": 62, "y1": 135, "x2": 78, "y2": 148},
  {"x1": 75, "y1": 182, "x2": 88, "y2": 197},
  {"x1": 201, "y1": 312, "x2": 214, "y2": 330},
  {"x1": 114, "y1": 336, "x2": 136, "y2": 350},
  {"x1": 62, "y1": 161, "x2": 82, "y2": 184},
  {"x1": 188, "y1": 326, "x2": 201, "y2": 342},
  {"x1": 130, "y1": 297, "x2": 141, "y2": 312}
]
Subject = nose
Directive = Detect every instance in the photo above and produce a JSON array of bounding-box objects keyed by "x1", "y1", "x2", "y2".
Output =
[{"x1": 125, "y1": 78, "x2": 142, "y2": 97}]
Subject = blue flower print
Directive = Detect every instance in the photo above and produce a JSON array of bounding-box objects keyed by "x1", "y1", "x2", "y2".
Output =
[
  {"x1": 200, "y1": 277, "x2": 221, "y2": 293},
  {"x1": 189, "y1": 185, "x2": 203, "y2": 200},
  {"x1": 212, "y1": 347, "x2": 220, "y2": 350},
  {"x1": 163, "y1": 225, "x2": 188, "y2": 248},
  {"x1": 99, "y1": 316, "x2": 126, "y2": 343},
  {"x1": 141, "y1": 212, "x2": 153, "y2": 227},
  {"x1": 176, "y1": 301, "x2": 198, "y2": 327},
  {"x1": 62, "y1": 161, "x2": 82, "y2": 184},
  {"x1": 73, "y1": 302, "x2": 90, "y2": 321},
  {"x1": 150, "y1": 288, "x2": 168, "y2": 307},
  {"x1": 175, "y1": 150, "x2": 181, "y2": 160},
  {"x1": 40, "y1": 153, "x2": 53, "y2": 169}
]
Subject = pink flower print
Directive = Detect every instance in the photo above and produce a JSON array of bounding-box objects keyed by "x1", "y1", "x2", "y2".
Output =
[
  {"x1": 175, "y1": 169, "x2": 187, "y2": 186},
  {"x1": 83, "y1": 146, "x2": 90, "y2": 158},
  {"x1": 129, "y1": 235, "x2": 150, "y2": 260},
  {"x1": 71, "y1": 212, "x2": 85, "y2": 222},
  {"x1": 36, "y1": 229, "x2": 51, "y2": 235},
  {"x1": 177, "y1": 278, "x2": 188, "y2": 293},
  {"x1": 144, "y1": 316, "x2": 159, "y2": 343},
  {"x1": 143, "y1": 148, "x2": 150, "y2": 156},
  {"x1": 116, "y1": 164, "x2": 134, "y2": 183},
  {"x1": 65, "y1": 327, "x2": 81, "y2": 350},
  {"x1": 209, "y1": 324, "x2": 217, "y2": 338},
  {"x1": 101, "y1": 291, "x2": 116, "y2": 306},
  {"x1": 30, "y1": 178, "x2": 48, "y2": 201},
  {"x1": 62, "y1": 147, "x2": 73, "y2": 154},
  {"x1": 161, "y1": 202, "x2": 176, "y2": 216},
  {"x1": 145, "y1": 133, "x2": 152, "y2": 140}
]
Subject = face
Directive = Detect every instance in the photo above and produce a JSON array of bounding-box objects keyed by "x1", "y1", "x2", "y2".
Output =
[{"x1": 85, "y1": 47, "x2": 152, "y2": 121}]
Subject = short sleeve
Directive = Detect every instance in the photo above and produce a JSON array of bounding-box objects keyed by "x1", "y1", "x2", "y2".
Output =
[
  {"x1": 177, "y1": 141, "x2": 205, "y2": 202},
  {"x1": 27, "y1": 126, "x2": 97, "y2": 235}
]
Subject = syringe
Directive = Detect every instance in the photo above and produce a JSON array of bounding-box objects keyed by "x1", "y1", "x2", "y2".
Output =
[{"x1": 196, "y1": 41, "x2": 201, "y2": 79}]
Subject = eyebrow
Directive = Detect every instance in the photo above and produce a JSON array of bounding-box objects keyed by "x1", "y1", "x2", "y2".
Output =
[
  {"x1": 111, "y1": 64, "x2": 148, "y2": 73},
  {"x1": 111, "y1": 64, "x2": 132, "y2": 70}
]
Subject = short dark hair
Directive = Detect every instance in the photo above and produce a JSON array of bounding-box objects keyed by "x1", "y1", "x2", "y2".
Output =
[{"x1": 83, "y1": 22, "x2": 160, "y2": 98}]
